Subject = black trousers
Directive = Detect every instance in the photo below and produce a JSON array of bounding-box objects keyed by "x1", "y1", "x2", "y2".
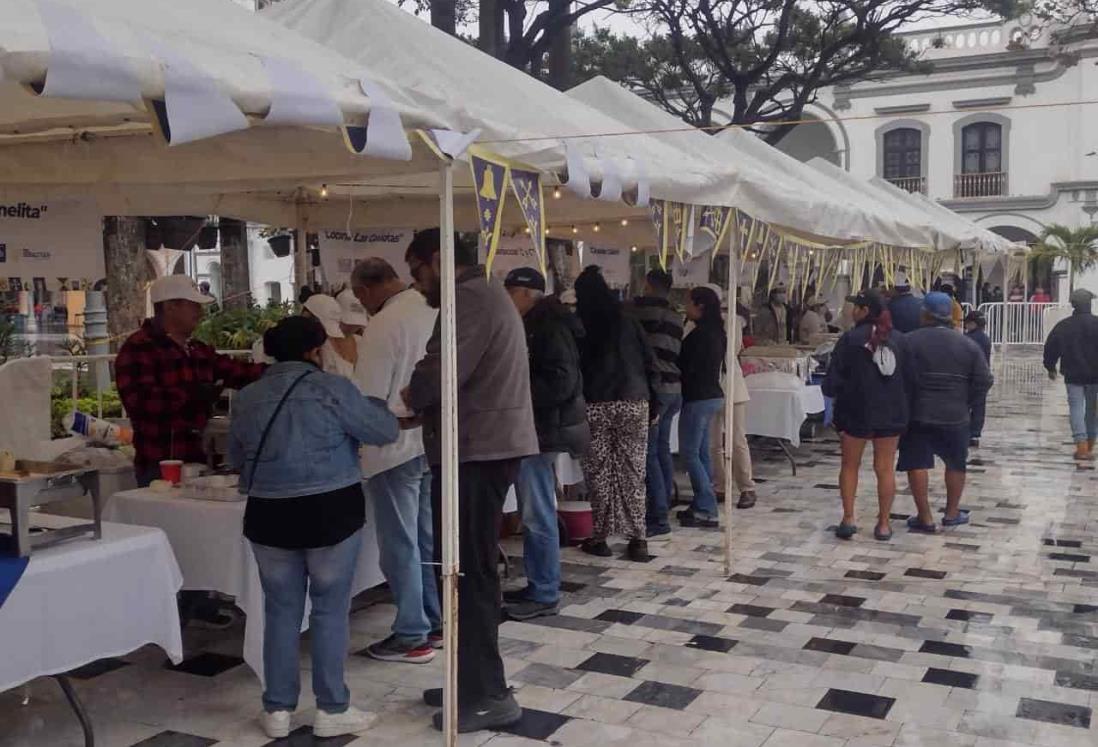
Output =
[
  {"x1": 970, "y1": 396, "x2": 988, "y2": 439},
  {"x1": 431, "y1": 459, "x2": 519, "y2": 707}
]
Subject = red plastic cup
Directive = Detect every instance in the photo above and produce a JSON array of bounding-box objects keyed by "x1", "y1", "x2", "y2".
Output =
[{"x1": 159, "y1": 459, "x2": 183, "y2": 485}]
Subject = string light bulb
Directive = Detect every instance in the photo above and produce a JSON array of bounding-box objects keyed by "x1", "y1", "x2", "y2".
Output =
[
  {"x1": 571, "y1": 225, "x2": 579, "y2": 234},
  {"x1": 544, "y1": 227, "x2": 551, "y2": 235},
  {"x1": 320, "y1": 184, "x2": 329, "y2": 198},
  {"x1": 593, "y1": 223, "x2": 601, "y2": 233},
  {"x1": 524, "y1": 226, "x2": 531, "y2": 235},
  {"x1": 620, "y1": 218, "x2": 629, "y2": 227},
  {"x1": 630, "y1": 245, "x2": 638, "y2": 253},
  {"x1": 552, "y1": 187, "x2": 562, "y2": 200}
]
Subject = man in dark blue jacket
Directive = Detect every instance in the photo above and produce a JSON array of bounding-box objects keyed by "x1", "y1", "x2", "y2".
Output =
[
  {"x1": 898, "y1": 293, "x2": 993, "y2": 532},
  {"x1": 964, "y1": 310, "x2": 993, "y2": 447},
  {"x1": 888, "y1": 274, "x2": 922, "y2": 334},
  {"x1": 1044, "y1": 288, "x2": 1098, "y2": 460}
]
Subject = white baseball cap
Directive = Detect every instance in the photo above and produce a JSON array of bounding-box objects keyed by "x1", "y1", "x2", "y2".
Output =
[
  {"x1": 337, "y1": 288, "x2": 369, "y2": 327},
  {"x1": 149, "y1": 275, "x2": 215, "y2": 305},
  {"x1": 303, "y1": 294, "x2": 345, "y2": 338}
]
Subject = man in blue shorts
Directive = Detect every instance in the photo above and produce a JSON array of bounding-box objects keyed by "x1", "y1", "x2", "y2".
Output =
[{"x1": 898, "y1": 292, "x2": 993, "y2": 532}]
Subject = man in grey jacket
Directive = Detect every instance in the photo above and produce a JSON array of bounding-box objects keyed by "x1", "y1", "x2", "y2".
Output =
[
  {"x1": 898, "y1": 292, "x2": 993, "y2": 533},
  {"x1": 403, "y1": 229, "x2": 538, "y2": 733}
]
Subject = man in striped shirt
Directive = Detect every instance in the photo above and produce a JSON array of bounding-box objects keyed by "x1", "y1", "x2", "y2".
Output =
[{"x1": 628, "y1": 268, "x2": 684, "y2": 538}]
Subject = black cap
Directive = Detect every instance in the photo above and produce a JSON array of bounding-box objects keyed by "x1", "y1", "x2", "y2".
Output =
[
  {"x1": 965, "y1": 309, "x2": 986, "y2": 326},
  {"x1": 504, "y1": 266, "x2": 546, "y2": 292},
  {"x1": 846, "y1": 288, "x2": 884, "y2": 317}
]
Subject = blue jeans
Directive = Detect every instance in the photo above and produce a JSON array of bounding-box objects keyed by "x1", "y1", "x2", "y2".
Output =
[
  {"x1": 251, "y1": 528, "x2": 363, "y2": 714},
  {"x1": 1067, "y1": 383, "x2": 1098, "y2": 443},
  {"x1": 514, "y1": 452, "x2": 561, "y2": 603},
  {"x1": 679, "y1": 398, "x2": 724, "y2": 520},
  {"x1": 646, "y1": 392, "x2": 682, "y2": 531},
  {"x1": 367, "y1": 456, "x2": 440, "y2": 642}
]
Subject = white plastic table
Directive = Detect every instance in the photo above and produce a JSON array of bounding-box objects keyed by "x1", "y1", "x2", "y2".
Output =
[{"x1": 102, "y1": 488, "x2": 384, "y2": 683}]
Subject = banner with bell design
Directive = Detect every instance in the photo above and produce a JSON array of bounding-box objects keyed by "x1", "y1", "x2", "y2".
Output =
[
  {"x1": 509, "y1": 167, "x2": 547, "y2": 275},
  {"x1": 699, "y1": 205, "x2": 733, "y2": 250},
  {"x1": 470, "y1": 153, "x2": 511, "y2": 275}
]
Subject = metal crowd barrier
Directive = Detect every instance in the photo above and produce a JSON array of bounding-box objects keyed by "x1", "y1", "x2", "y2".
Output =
[{"x1": 977, "y1": 302, "x2": 1064, "y2": 346}]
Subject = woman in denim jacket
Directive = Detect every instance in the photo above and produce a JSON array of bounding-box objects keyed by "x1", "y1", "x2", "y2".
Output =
[{"x1": 229, "y1": 316, "x2": 398, "y2": 739}]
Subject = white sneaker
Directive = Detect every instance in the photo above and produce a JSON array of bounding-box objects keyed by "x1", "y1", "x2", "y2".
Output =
[
  {"x1": 259, "y1": 710, "x2": 292, "y2": 739},
  {"x1": 313, "y1": 705, "x2": 377, "y2": 738}
]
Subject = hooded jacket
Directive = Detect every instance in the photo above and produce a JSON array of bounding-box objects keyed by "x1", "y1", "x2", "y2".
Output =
[{"x1": 523, "y1": 296, "x2": 590, "y2": 457}]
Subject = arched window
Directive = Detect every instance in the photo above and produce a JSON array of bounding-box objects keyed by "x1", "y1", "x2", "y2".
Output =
[
  {"x1": 961, "y1": 122, "x2": 1002, "y2": 174},
  {"x1": 956, "y1": 122, "x2": 1005, "y2": 197},
  {"x1": 882, "y1": 128, "x2": 924, "y2": 193}
]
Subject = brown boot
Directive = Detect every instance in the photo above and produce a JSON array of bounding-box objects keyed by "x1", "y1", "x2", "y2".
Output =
[
  {"x1": 1089, "y1": 439, "x2": 1097, "y2": 460},
  {"x1": 1074, "y1": 441, "x2": 1090, "y2": 461}
]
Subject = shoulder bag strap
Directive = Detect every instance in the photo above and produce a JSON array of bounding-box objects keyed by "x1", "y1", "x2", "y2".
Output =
[{"x1": 244, "y1": 369, "x2": 314, "y2": 494}]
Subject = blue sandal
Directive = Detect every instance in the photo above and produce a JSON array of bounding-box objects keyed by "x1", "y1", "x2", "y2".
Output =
[
  {"x1": 942, "y1": 511, "x2": 971, "y2": 527},
  {"x1": 906, "y1": 516, "x2": 939, "y2": 534},
  {"x1": 835, "y1": 523, "x2": 858, "y2": 540},
  {"x1": 874, "y1": 526, "x2": 893, "y2": 541}
]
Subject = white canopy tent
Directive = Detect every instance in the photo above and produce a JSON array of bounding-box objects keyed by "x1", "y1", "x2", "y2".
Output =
[{"x1": 568, "y1": 77, "x2": 934, "y2": 249}]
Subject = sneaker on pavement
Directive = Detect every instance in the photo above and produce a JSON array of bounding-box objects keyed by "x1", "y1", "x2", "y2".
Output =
[
  {"x1": 259, "y1": 710, "x2": 292, "y2": 739},
  {"x1": 580, "y1": 539, "x2": 612, "y2": 557},
  {"x1": 431, "y1": 692, "x2": 523, "y2": 733},
  {"x1": 314, "y1": 705, "x2": 376, "y2": 738},
  {"x1": 646, "y1": 525, "x2": 672, "y2": 540},
  {"x1": 505, "y1": 599, "x2": 559, "y2": 621},
  {"x1": 428, "y1": 630, "x2": 444, "y2": 650},
  {"x1": 423, "y1": 688, "x2": 443, "y2": 708},
  {"x1": 626, "y1": 539, "x2": 651, "y2": 562},
  {"x1": 736, "y1": 491, "x2": 757, "y2": 509},
  {"x1": 678, "y1": 511, "x2": 719, "y2": 529},
  {"x1": 364, "y1": 635, "x2": 436, "y2": 664},
  {"x1": 502, "y1": 588, "x2": 532, "y2": 605}
]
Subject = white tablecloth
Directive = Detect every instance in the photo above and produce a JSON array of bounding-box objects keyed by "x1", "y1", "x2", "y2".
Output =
[
  {"x1": 0, "y1": 514, "x2": 183, "y2": 692},
  {"x1": 742, "y1": 373, "x2": 825, "y2": 447},
  {"x1": 503, "y1": 453, "x2": 583, "y2": 513},
  {"x1": 103, "y1": 488, "x2": 384, "y2": 682}
]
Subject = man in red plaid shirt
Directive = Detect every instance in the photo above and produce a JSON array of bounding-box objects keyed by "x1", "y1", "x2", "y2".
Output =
[{"x1": 116, "y1": 276, "x2": 265, "y2": 487}]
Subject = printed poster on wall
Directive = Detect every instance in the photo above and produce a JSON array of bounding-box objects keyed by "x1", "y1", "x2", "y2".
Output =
[
  {"x1": 0, "y1": 199, "x2": 104, "y2": 292},
  {"x1": 586, "y1": 245, "x2": 631, "y2": 289},
  {"x1": 671, "y1": 254, "x2": 711, "y2": 288},
  {"x1": 480, "y1": 234, "x2": 553, "y2": 291},
  {"x1": 317, "y1": 228, "x2": 415, "y2": 288}
]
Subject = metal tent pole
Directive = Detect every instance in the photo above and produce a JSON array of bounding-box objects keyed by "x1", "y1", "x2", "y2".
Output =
[
  {"x1": 438, "y1": 162, "x2": 460, "y2": 747},
  {"x1": 724, "y1": 213, "x2": 740, "y2": 578}
]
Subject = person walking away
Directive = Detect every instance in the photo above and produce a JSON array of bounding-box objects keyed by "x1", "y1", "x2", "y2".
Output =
[
  {"x1": 1043, "y1": 289, "x2": 1098, "y2": 461},
  {"x1": 964, "y1": 310, "x2": 992, "y2": 448},
  {"x1": 676, "y1": 287, "x2": 728, "y2": 529},
  {"x1": 888, "y1": 274, "x2": 922, "y2": 334},
  {"x1": 403, "y1": 229, "x2": 538, "y2": 733},
  {"x1": 349, "y1": 258, "x2": 442, "y2": 664},
  {"x1": 228, "y1": 316, "x2": 398, "y2": 740},
  {"x1": 798, "y1": 296, "x2": 829, "y2": 344},
  {"x1": 754, "y1": 286, "x2": 793, "y2": 344},
  {"x1": 939, "y1": 284, "x2": 964, "y2": 330},
  {"x1": 503, "y1": 268, "x2": 589, "y2": 620},
  {"x1": 302, "y1": 294, "x2": 358, "y2": 379},
  {"x1": 898, "y1": 293, "x2": 993, "y2": 532},
  {"x1": 822, "y1": 290, "x2": 909, "y2": 541},
  {"x1": 116, "y1": 276, "x2": 265, "y2": 629},
  {"x1": 627, "y1": 268, "x2": 683, "y2": 538},
  {"x1": 574, "y1": 265, "x2": 660, "y2": 562}
]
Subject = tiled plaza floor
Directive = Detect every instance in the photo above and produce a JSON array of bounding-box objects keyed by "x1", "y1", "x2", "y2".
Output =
[{"x1": 3, "y1": 352, "x2": 1096, "y2": 747}]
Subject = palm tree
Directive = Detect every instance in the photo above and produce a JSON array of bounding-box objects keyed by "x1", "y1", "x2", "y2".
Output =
[{"x1": 1031, "y1": 224, "x2": 1098, "y2": 294}]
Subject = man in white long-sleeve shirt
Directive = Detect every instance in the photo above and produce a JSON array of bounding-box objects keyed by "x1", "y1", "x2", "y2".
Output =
[{"x1": 350, "y1": 258, "x2": 441, "y2": 664}]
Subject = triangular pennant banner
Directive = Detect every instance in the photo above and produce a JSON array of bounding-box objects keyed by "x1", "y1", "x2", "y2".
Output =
[
  {"x1": 471, "y1": 154, "x2": 510, "y2": 276},
  {"x1": 510, "y1": 167, "x2": 547, "y2": 275},
  {"x1": 650, "y1": 200, "x2": 668, "y2": 270}
]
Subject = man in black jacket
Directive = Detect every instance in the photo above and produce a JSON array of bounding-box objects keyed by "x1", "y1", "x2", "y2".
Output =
[
  {"x1": 898, "y1": 293, "x2": 993, "y2": 532},
  {"x1": 1044, "y1": 288, "x2": 1098, "y2": 460},
  {"x1": 964, "y1": 310, "x2": 993, "y2": 448},
  {"x1": 504, "y1": 268, "x2": 590, "y2": 620}
]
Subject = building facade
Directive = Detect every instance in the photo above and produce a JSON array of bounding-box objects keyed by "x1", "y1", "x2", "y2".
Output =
[{"x1": 750, "y1": 18, "x2": 1098, "y2": 301}]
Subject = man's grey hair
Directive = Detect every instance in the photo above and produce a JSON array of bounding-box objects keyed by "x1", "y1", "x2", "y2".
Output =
[{"x1": 351, "y1": 257, "x2": 399, "y2": 287}]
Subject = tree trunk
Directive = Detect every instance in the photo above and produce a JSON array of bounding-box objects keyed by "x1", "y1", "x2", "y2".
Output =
[
  {"x1": 102, "y1": 216, "x2": 152, "y2": 348},
  {"x1": 219, "y1": 218, "x2": 252, "y2": 310},
  {"x1": 479, "y1": 0, "x2": 504, "y2": 56},
  {"x1": 431, "y1": 0, "x2": 457, "y2": 35},
  {"x1": 546, "y1": 0, "x2": 573, "y2": 89}
]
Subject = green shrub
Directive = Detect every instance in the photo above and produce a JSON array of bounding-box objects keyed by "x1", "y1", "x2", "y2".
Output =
[{"x1": 192, "y1": 302, "x2": 294, "y2": 350}]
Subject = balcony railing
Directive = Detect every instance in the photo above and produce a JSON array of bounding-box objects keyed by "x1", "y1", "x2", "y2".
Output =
[
  {"x1": 954, "y1": 171, "x2": 1008, "y2": 198},
  {"x1": 885, "y1": 175, "x2": 927, "y2": 195}
]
